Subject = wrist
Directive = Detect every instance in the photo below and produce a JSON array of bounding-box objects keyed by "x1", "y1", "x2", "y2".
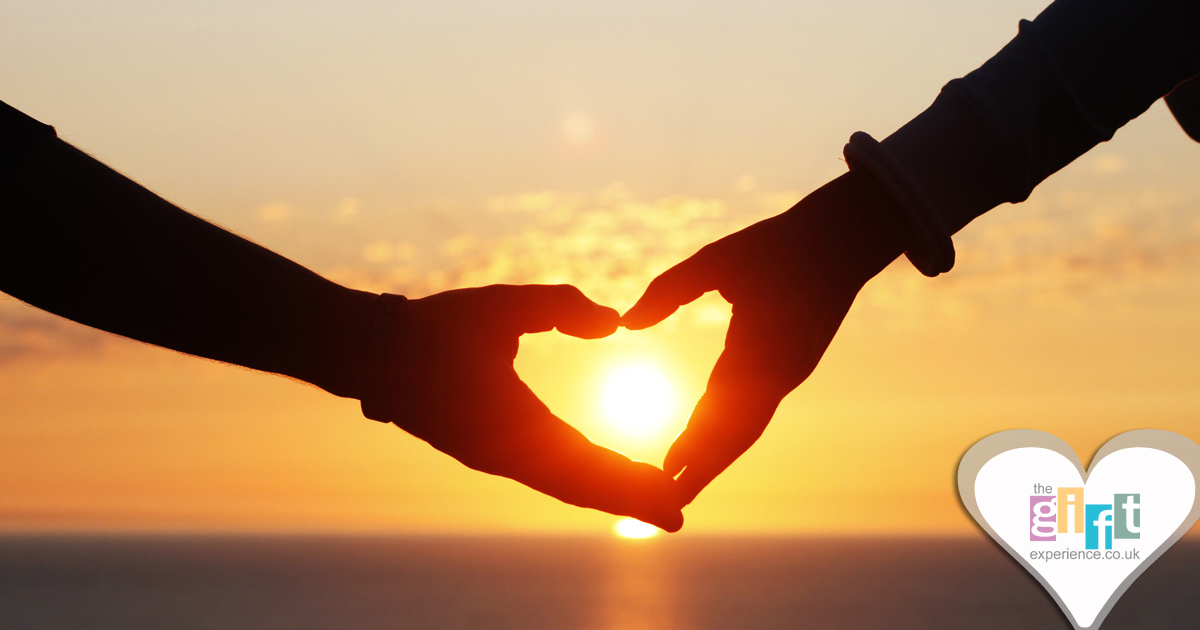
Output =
[
  {"x1": 840, "y1": 169, "x2": 919, "y2": 282},
  {"x1": 304, "y1": 284, "x2": 379, "y2": 400},
  {"x1": 358, "y1": 292, "x2": 410, "y2": 423},
  {"x1": 782, "y1": 171, "x2": 913, "y2": 289},
  {"x1": 873, "y1": 88, "x2": 1015, "y2": 238}
]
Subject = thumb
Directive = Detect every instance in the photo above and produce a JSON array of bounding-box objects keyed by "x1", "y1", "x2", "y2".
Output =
[
  {"x1": 621, "y1": 247, "x2": 719, "y2": 330},
  {"x1": 663, "y1": 328, "x2": 785, "y2": 505}
]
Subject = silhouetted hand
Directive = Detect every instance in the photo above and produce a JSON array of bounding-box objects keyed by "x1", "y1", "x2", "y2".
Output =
[
  {"x1": 622, "y1": 172, "x2": 909, "y2": 505},
  {"x1": 0, "y1": 125, "x2": 683, "y2": 530},
  {"x1": 362, "y1": 284, "x2": 685, "y2": 531}
]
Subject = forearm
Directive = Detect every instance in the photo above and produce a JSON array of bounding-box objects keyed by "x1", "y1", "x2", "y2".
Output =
[
  {"x1": 0, "y1": 126, "x2": 376, "y2": 399},
  {"x1": 853, "y1": 0, "x2": 1200, "y2": 267}
]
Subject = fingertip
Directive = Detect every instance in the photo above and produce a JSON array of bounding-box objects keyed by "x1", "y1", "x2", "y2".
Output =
[
  {"x1": 620, "y1": 298, "x2": 680, "y2": 331},
  {"x1": 621, "y1": 266, "x2": 711, "y2": 330},
  {"x1": 561, "y1": 306, "x2": 618, "y2": 339},
  {"x1": 618, "y1": 305, "x2": 653, "y2": 331},
  {"x1": 657, "y1": 510, "x2": 684, "y2": 533},
  {"x1": 553, "y1": 289, "x2": 621, "y2": 339},
  {"x1": 593, "y1": 305, "x2": 620, "y2": 338},
  {"x1": 631, "y1": 496, "x2": 684, "y2": 533},
  {"x1": 622, "y1": 461, "x2": 687, "y2": 531}
]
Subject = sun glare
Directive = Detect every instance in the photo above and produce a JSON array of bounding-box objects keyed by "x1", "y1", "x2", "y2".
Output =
[
  {"x1": 614, "y1": 518, "x2": 659, "y2": 539},
  {"x1": 600, "y1": 363, "x2": 675, "y2": 437},
  {"x1": 562, "y1": 112, "x2": 596, "y2": 145}
]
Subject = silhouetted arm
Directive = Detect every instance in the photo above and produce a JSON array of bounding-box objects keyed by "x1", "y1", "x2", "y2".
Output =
[
  {"x1": 0, "y1": 103, "x2": 376, "y2": 398},
  {"x1": 626, "y1": 0, "x2": 1200, "y2": 505},
  {"x1": 0, "y1": 101, "x2": 683, "y2": 530},
  {"x1": 1166, "y1": 76, "x2": 1200, "y2": 142},
  {"x1": 864, "y1": 0, "x2": 1200, "y2": 251}
]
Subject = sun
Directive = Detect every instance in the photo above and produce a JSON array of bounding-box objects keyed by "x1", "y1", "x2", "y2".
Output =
[
  {"x1": 601, "y1": 362, "x2": 676, "y2": 437},
  {"x1": 614, "y1": 518, "x2": 659, "y2": 539}
]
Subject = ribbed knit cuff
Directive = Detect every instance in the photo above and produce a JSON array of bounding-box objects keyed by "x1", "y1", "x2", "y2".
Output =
[
  {"x1": 847, "y1": 2, "x2": 1200, "y2": 276},
  {"x1": 843, "y1": 132, "x2": 954, "y2": 277},
  {"x1": 873, "y1": 18, "x2": 1116, "y2": 241},
  {"x1": 877, "y1": 88, "x2": 1015, "y2": 238},
  {"x1": 0, "y1": 100, "x2": 57, "y2": 194}
]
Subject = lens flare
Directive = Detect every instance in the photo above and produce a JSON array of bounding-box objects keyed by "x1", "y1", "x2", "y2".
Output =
[{"x1": 562, "y1": 112, "x2": 596, "y2": 145}]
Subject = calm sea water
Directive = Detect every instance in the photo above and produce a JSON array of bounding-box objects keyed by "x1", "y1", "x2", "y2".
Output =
[{"x1": 0, "y1": 535, "x2": 1195, "y2": 629}]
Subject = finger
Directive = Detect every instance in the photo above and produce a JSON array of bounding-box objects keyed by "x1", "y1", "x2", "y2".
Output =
[
  {"x1": 667, "y1": 389, "x2": 780, "y2": 506},
  {"x1": 541, "y1": 436, "x2": 687, "y2": 532},
  {"x1": 662, "y1": 347, "x2": 785, "y2": 506},
  {"x1": 454, "y1": 379, "x2": 685, "y2": 531},
  {"x1": 493, "y1": 284, "x2": 620, "y2": 339},
  {"x1": 662, "y1": 425, "x2": 696, "y2": 478},
  {"x1": 621, "y1": 246, "x2": 720, "y2": 331}
]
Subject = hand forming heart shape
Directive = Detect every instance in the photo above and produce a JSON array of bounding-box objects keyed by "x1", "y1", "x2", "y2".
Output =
[{"x1": 359, "y1": 284, "x2": 686, "y2": 532}]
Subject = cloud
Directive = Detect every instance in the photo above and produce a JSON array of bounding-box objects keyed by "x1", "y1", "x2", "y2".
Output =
[
  {"x1": 856, "y1": 188, "x2": 1200, "y2": 323},
  {"x1": 318, "y1": 179, "x2": 1200, "y2": 331},
  {"x1": 256, "y1": 202, "x2": 292, "y2": 223},
  {"x1": 736, "y1": 174, "x2": 757, "y2": 193},
  {"x1": 444, "y1": 185, "x2": 750, "y2": 307},
  {"x1": 9, "y1": 178, "x2": 1197, "y2": 368},
  {"x1": 463, "y1": 183, "x2": 1200, "y2": 320},
  {"x1": 361, "y1": 241, "x2": 394, "y2": 264},
  {"x1": 442, "y1": 234, "x2": 477, "y2": 258},
  {"x1": 321, "y1": 183, "x2": 780, "y2": 310},
  {"x1": 1093, "y1": 153, "x2": 1128, "y2": 174},
  {"x1": 0, "y1": 299, "x2": 109, "y2": 365},
  {"x1": 330, "y1": 197, "x2": 362, "y2": 223}
]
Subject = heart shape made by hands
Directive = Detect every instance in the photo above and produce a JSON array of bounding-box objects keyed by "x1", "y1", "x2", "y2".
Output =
[{"x1": 958, "y1": 430, "x2": 1200, "y2": 630}]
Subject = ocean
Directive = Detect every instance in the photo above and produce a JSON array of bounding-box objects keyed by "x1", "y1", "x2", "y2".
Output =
[{"x1": 0, "y1": 536, "x2": 1195, "y2": 629}]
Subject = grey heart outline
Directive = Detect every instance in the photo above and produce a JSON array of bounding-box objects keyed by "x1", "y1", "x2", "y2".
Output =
[{"x1": 958, "y1": 429, "x2": 1200, "y2": 630}]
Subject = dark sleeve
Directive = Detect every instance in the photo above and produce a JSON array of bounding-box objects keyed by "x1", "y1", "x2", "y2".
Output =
[
  {"x1": 0, "y1": 100, "x2": 57, "y2": 191},
  {"x1": 1166, "y1": 75, "x2": 1200, "y2": 142},
  {"x1": 0, "y1": 101, "x2": 378, "y2": 400},
  {"x1": 854, "y1": 0, "x2": 1200, "y2": 254}
]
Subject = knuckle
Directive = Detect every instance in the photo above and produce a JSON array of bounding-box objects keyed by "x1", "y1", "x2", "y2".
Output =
[
  {"x1": 646, "y1": 273, "x2": 676, "y2": 296},
  {"x1": 556, "y1": 284, "x2": 586, "y2": 300}
]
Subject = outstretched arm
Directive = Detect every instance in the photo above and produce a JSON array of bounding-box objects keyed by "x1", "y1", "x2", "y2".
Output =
[
  {"x1": 626, "y1": 0, "x2": 1200, "y2": 505},
  {"x1": 0, "y1": 104, "x2": 377, "y2": 400},
  {"x1": 0, "y1": 102, "x2": 683, "y2": 531}
]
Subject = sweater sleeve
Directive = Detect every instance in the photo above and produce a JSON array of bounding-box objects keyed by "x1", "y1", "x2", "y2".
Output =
[
  {"x1": 1166, "y1": 75, "x2": 1200, "y2": 142},
  {"x1": 854, "y1": 0, "x2": 1200, "y2": 269},
  {"x1": 0, "y1": 100, "x2": 57, "y2": 192}
]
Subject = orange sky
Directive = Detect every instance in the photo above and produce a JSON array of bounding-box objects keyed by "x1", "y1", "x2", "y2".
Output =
[{"x1": 3, "y1": 0, "x2": 1200, "y2": 535}]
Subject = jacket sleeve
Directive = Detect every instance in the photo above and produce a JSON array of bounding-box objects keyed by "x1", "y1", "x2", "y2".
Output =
[
  {"x1": 1166, "y1": 75, "x2": 1200, "y2": 142},
  {"x1": 850, "y1": 0, "x2": 1200, "y2": 272},
  {"x1": 0, "y1": 100, "x2": 57, "y2": 192}
]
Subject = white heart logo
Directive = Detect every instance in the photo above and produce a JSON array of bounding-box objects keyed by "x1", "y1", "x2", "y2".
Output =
[{"x1": 958, "y1": 430, "x2": 1200, "y2": 630}]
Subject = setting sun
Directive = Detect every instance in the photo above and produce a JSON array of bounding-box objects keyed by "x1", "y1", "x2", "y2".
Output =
[
  {"x1": 600, "y1": 363, "x2": 676, "y2": 438},
  {"x1": 614, "y1": 518, "x2": 659, "y2": 539}
]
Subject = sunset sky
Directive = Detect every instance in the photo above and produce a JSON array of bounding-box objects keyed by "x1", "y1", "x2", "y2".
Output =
[{"x1": 4, "y1": 0, "x2": 1200, "y2": 535}]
